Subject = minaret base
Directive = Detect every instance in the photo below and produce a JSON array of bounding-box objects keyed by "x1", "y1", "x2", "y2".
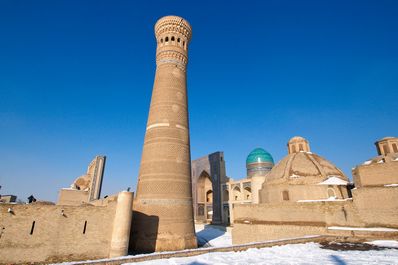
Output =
[{"x1": 132, "y1": 236, "x2": 197, "y2": 253}]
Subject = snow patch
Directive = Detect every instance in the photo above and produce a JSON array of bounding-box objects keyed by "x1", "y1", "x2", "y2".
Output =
[
  {"x1": 328, "y1": 226, "x2": 398, "y2": 232},
  {"x1": 366, "y1": 240, "x2": 398, "y2": 248},
  {"x1": 385, "y1": 184, "x2": 398, "y2": 187},
  {"x1": 195, "y1": 225, "x2": 232, "y2": 247},
  {"x1": 363, "y1": 160, "x2": 372, "y2": 165},
  {"x1": 318, "y1": 176, "x2": 348, "y2": 186},
  {"x1": 297, "y1": 198, "x2": 352, "y2": 203}
]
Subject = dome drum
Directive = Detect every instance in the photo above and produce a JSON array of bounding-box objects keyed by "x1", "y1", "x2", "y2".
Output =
[{"x1": 246, "y1": 148, "x2": 274, "y2": 178}]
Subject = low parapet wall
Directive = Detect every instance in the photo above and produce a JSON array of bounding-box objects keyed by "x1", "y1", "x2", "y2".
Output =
[
  {"x1": 232, "y1": 187, "x2": 398, "y2": 244},
  {"x1": 0, "y1": 191, "x2": 133, "y2": 265}
]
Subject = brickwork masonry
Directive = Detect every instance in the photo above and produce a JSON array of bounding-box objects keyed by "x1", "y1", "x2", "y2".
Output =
[{"x1": 0, "y1": 191, "x2": 133, "y2": 264}]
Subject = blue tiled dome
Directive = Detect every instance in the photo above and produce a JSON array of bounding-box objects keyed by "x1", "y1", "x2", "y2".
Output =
[{"x1": 246, "y1": 148, "x2": 274, "y2": 165}]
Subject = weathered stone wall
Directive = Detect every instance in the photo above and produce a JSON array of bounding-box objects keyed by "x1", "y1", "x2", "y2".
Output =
[
  {"x1": 352, "y1": 187, "x2": 398, "y2": 227},
  {"x1": 233, "y1": 223, "x2": 327, "y2": 244},
  {"x1": 58, "y1": 188, "x2": 90, "y2": 206},
  {"x1": 232, "y1": 187, "x2": 398, "y2": 244},
  {"x1": 0, "y1": 191, "x2": 134, "y2": 264},
  {"x1": 353, "y1": 160, "x2": 398, "y2": 187}
]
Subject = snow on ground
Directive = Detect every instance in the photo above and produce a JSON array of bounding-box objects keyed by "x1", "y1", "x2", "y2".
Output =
[
  {"x1": 367, "y1": 240, "x2": 398, "y2": 248},
  {"x1": 297, "y1": 197, "x2": 352, "y2": 202},
  {"x1": 328, "y1": 226, "x2": 398, "y2": 232},
  {"x1": 124, "y1": 242, "x2": 398, "y2": 265},
  {"x1": 195, "y1": 224, "x2": 232, "y2": 247}
]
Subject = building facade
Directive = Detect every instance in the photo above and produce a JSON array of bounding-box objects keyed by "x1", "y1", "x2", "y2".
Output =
[{"x1": 191, "y1": 152, "x2": 228, "y2": 224}]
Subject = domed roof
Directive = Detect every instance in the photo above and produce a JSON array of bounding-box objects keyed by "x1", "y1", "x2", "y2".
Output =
[
  {"x1": 288, "y1": 136, "x2": 307, "y2": 143},
  {"x1": 263, "y1": 151, "x2": 348, "y2": 185},
  {"x1": 246, "y1": 148, "x2": 274, "y2": 165},
  {"x1": 380, "y1": 136, "x2": 396, "y2": 141}
]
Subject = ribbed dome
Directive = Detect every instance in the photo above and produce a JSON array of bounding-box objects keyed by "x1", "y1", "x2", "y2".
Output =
[
  {"x1": 264, "y1": 151, "x2": 348, "y2": 185},
  {"x1": 246, "y1": 148, "x2": 274, "y2": 165}
]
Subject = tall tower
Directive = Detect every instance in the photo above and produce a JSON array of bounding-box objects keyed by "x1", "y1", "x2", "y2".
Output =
[{"x1": 131, "y1": 16, "x2": 197, "y2": 253}]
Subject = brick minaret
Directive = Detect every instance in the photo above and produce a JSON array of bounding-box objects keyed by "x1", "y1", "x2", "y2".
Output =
[{"x1": 131, "y1": 15, "x2": 197, "y2": 253}]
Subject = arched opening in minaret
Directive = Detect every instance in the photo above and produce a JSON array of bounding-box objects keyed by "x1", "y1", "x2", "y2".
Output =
[
  {"x1": 171, "y1": 36, "x2": 175, "y2": 42},
  {"x1": 165, "y1": 36, "x2": 169, "y2": 42},
  {"x1": 177, "y1": 37, "x2": 180, "y2": 43}
]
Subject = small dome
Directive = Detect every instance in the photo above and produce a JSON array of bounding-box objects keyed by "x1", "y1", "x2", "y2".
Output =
[
  {"x1": 288, "y1": 136, "x2": 307, "y2": 143},
  {"x1": 246, "y1": 148, "x2": 274, "y2": 165},
  {"x1": 380, "y1": 136, "x2": 396, "y2": 141}
]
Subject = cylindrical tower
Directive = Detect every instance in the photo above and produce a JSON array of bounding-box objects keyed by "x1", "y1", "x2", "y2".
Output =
[
  {"x1": 109, "y1": 191, "x2": 134, "y2": 257},
  {"x1": 131, "y1": 15, "x2": 197, "y2": 253}
]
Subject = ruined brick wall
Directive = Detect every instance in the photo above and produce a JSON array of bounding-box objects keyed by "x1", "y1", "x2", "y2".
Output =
[{"x1": 0, "y1": 200, "x2": 117, "y2": 264}]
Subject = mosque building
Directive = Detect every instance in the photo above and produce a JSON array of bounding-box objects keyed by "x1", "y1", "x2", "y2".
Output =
[
  {"x1": 224, "y1": 148, "x2": 274, "y2": 223},
  {"x1": 190, "y1": 148, "x2": 275, "y2": 225},
  {"x1": 259, "y1": 136, "x2": 350, "y2": 204}
]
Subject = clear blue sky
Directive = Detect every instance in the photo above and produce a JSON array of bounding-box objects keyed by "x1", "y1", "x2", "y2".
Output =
[{"x1": 1, "y1": 0, "x2": 397, "y2": 202}]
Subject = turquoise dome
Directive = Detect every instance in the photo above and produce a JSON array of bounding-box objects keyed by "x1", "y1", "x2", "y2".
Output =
[{"x1": 246, "y1": 148, "x2": 274, "y2": 164}]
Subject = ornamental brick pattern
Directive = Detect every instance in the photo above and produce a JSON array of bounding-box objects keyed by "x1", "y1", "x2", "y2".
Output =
[{"x1": 131, "y1": 15, "x2": 197, "y2": 253}]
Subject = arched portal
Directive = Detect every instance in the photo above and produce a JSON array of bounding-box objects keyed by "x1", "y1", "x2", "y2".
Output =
[{"x1": 196, "y1": 171, "x2": 213, "y2": 222}]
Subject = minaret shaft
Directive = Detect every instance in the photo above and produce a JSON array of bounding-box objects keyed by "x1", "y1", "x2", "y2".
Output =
[{"x1": 131, "y1": 16, "x2": 196, "y2": 253}]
